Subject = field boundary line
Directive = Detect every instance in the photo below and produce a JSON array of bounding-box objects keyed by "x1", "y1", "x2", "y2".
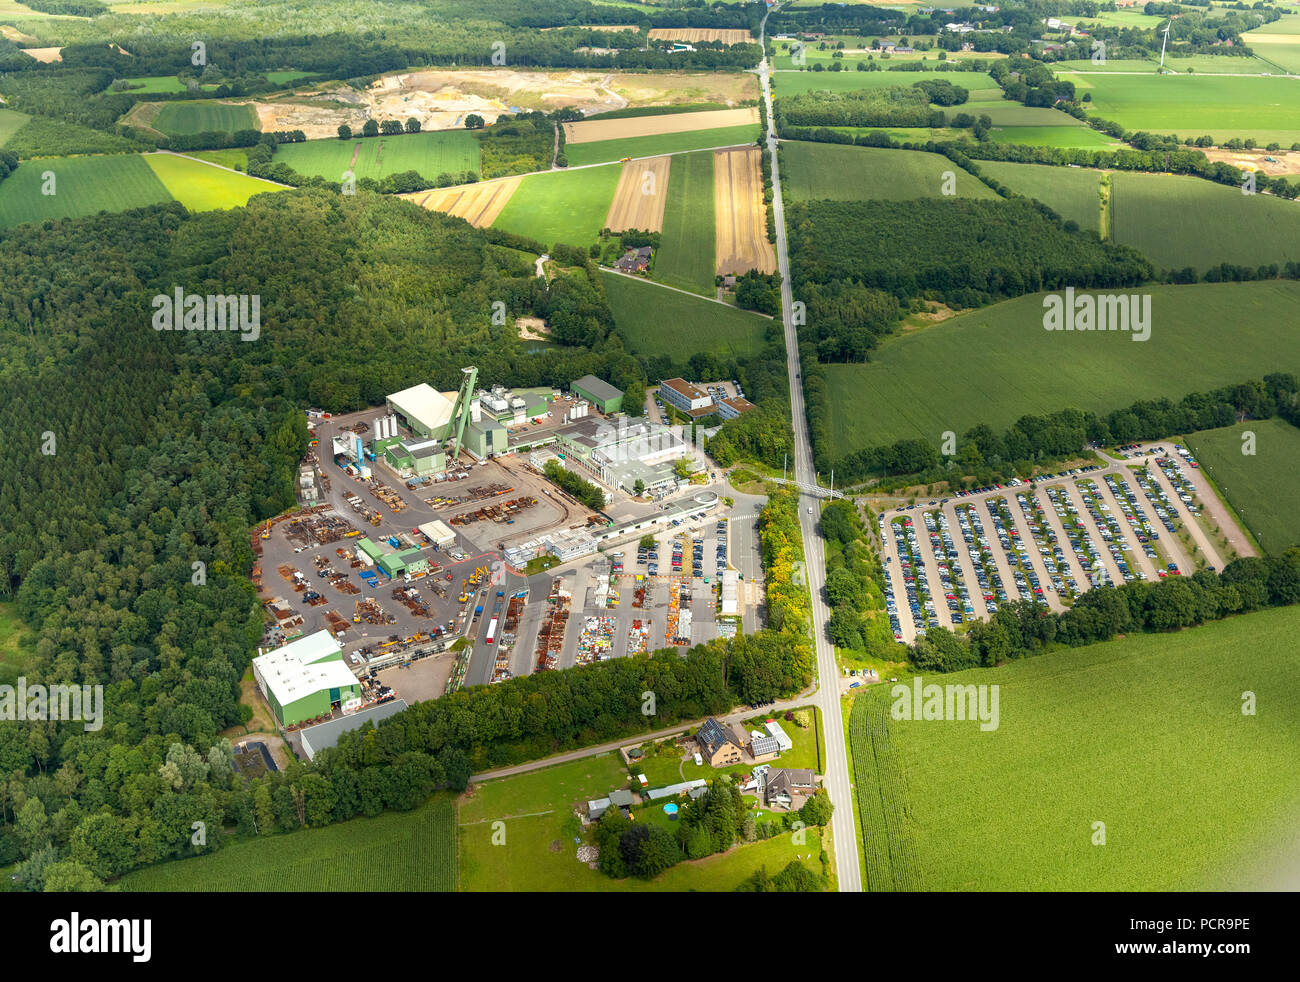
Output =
[
  {"x1": 146, "y1": 150, "x2": 296, "y2": 190},
  {"x1": 459, "y1": 809, "x2": 554, "y2": 825},
  {"x1": 598, "y1": 266, "x2": 774, "y2": 316}
]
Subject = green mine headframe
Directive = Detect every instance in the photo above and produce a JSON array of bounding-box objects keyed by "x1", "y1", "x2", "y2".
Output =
[{"x1": 448, "y1": 365, "x2": 478, "y2": 460}]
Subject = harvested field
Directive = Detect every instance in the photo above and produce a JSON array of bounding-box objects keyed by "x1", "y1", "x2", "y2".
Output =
[
  {"x1": 402, "y1": 176, "x2": 522, "y2": 228},
  {"x1": 604, "y1": 156, "x2": 671, "y2": 232},
  {"x1": 648, "y1": 28, "x2": 753, "y2": 44},
  {"x1": 21, "y1": 47, "x2": 62, "y2": 62},
  {"x1": 564, "y1": 106, "x2": 758, "y2": 144},
  {"x1": 713, "y1": 147, "x2": 775, "y2": 275}
]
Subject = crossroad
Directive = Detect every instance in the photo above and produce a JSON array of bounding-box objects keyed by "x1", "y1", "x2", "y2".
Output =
[{"x1": 758, "y1": 7, "x2": 863, "y2": 893}]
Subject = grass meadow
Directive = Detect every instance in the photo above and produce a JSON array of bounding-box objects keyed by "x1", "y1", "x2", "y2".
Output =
[
  {"x1": 275, "y1": 130, "x2": 481, "y2": 182},
  {"x1": 849, "y1": 605, "x2": 1300, "y2": 890},
  {"x1": 652, "y1": 148, "x2": 716, "y2": 294},
  {"x1": 604, "y1": 271, "x2": 770, "y2": 360},
  {"x1": 145, "y1": 152, "x2": 286, "y2": 209},
  {"x1": 564, "y1": 123, "x2": 761, "y2": 167},
  {"x1": 781, "y1": 143, "x2": 996, "y2": 201},
  {"x1": 491, "y1": 164, "x2": 620, "y2": 248},
  {"x1": 120, "y1": 794, "x2": 458, "y2": 891},
  {"x1": 821, "y1": 281, "x2": 1300, "y2": 457},
  {"x1": 976, "y1": 160, "x2": 1104, "y2": 231},
  {"x1": 153, "y1": 100, "x2": 259, "y2": 136},
  {"x1": 0, "y1": 154, "x2": 171, "y2": 227},
  {"x1": 0, "y1": 108, "x2": 31, "y2": 146},
  {"x1": 1187, "y1": 419, "x2": 1300, "y2": 553},
  {"x1": 771, "y1": 68, "x2": 1003, "y2": 97}
]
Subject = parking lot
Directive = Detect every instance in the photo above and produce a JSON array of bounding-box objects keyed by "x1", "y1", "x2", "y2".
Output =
[{"x1": 878, "y1": 441, "x2": 1246, "y2": 644}]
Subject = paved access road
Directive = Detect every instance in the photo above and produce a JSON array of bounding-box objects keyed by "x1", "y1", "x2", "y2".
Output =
[{"x1": 758, "y1": 6, "x2": 863, "y2": 893}]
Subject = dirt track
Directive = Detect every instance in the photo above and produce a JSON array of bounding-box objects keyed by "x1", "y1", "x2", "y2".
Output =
[
  {"x1": 713, "y1": 147, "x2": 776, "y2": 275},
  {"x1": 605, "y1": 156, "x2": 671, "y2": 232}
]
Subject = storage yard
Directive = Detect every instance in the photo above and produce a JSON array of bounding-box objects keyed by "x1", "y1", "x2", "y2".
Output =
[{"x1": 878, "y1": 442, "x2": 1252, "y2": 644}]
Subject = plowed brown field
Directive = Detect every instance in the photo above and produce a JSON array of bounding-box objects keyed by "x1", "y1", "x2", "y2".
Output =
[
  {"x1": 647, "y1": 28, "x2": 753, "y2": 44},
  {"x1": 563, "y1": 106, "x2": 759, "y2": 144},
  {"x1": 605, "y1": 156, "x2": 671, "y2": 232},
  {"x1": 401, "y1": 177, "x2": 522, "y2": 228},
  {"x1": 713, "y1": 147, "x2": 776, "y2": 275}
]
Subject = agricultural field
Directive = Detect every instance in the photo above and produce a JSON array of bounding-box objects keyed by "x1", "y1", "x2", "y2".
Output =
[
  {"x1": 274, "y1": 130, "x2": 481, "y2": 183},
  {"x1": 646, "y1": 28, "x2": 753, "y2": 44},
  {"x1": 604, "y1": 155, "x2": 671, "y2": 232},
  {"x1": 0, "y1": 154, "x2": 172, "y2": 228},
  {"x1": 1110, "y1": 170, "x2": 1300, "y2": 272},
  {"x1": 120, "y1": 795, "x2": 458, "y2": 891},
  {"x1": 1072, "y1": 74, "x2": 1300, "y2": 146},
  {"x1": 1054, "y1": 56, "x2": 1280, "y2": 74},
  {"x1": 403, "y1": 176, "x2": 522, "y2": 228},
  {"x1": 985, "y1": 125, "x2": 1122, "y2": 149},
  {"x1": 1242, "y1": 33, "x2": 1300, "y2": 74},
  {"x1": 491, "y1": 164, "x2": 621, "y2": 248},
  {"x1": 120, "y1": 76, "x2": 219, "y2": 94},
  {"x1": 1188, "y1": 419, "x2": 1300, "y2": 554},
  {"x1": 153, "y1": 100, "x2": 260, "y2": 136},
  {"x1": 772, "y1": 68, "x2": 1003, "y2": 96},
  {"x1": 850, "y1": 605, "x2": 1300, "y2": 890},
  {"x1": 459, "y1": 752, "x2": 826, "y2": 892},
  {"x1": 714, "y1": 146, "x2": 776, "y2": 275},
  {"x1": 144, "y1": 152, "x2": 286, "y2": 210},
  {"x1": 976, "y1": 160, "x2": 1103, "y2": 231},
  {"x1": 653, "y1": 149, "x2": 716, "y2": 294},
  {"x1": 0, "y1": 107, "x2": 31, "y2": 146},
  {"x1": 781, "y1": 143, "x2": 996, "y2": 202},
  {"x1": 564, "y1": 107, "x2": 758, "y2": 145},
  {"x1": 821, "y1": 281, "x2": 1300, "y2": 457},
  {"x1": 563, "y1": 123, "x2": 761, "y2": 168},
  {"x1": 603, "y1": 272, "x2": 770, "y2": 360}
]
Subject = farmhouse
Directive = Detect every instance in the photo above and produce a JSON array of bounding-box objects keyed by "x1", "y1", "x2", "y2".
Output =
[
  {"x1": 615, "y1": 246, "x2": 653, "y2": 274},
  {"x1": 697, "y1": 716, "x2": 746, "y2": 766},
  {"x1": 765, "y1": 768, "x2": 817, "y2": 808}
]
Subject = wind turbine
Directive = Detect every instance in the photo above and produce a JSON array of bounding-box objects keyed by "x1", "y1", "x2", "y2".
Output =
[{"x1": 1159, "y1": 17, "x2": 1173, "y2": 72}]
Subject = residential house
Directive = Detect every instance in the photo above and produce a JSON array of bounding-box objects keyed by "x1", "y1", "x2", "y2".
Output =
[
  {"x1": 697, "y1": 716, "x2": 746, "y2": 766},
  {"x1": 764, "y1": 768, "x2": 817, "y2": 808}
]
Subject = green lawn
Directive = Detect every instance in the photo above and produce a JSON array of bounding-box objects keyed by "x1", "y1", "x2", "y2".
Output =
[
  {"x1": 781, "y1": 143, "x2": 996, "y2": 201},
  {"x1": 0, "y1": 107, "x2": 31, "y2": 147},
  {"x1": 459, "y1": 752, "x2": 827, "y2": 891},
  {"x1": 564, "y1": 124, "x2": 760, "y2": 167},
  {"x1": 1188, "y1": 419, "x2": 1300, "y2": 553},
  {"x1": 850, "y1": 605, "x2": 1300, "y2": 890},
  {"x1": 976, "y1": 160, "x2": 1104, "y2": 231},
  {"x1": 144, "y1": 152, "x2": 285, "y2": 209},
  {"x1": 772, "y1": 69, "x2": 1003, "y2": 97},
  {"x1": 1073, "y1": 74, "x2": 1300, "y2": 145},
  {"x1": 0, "y1": 154, "x2": 172, "y2": 227},
  {"x1": 604, "y1": 272, "x2": 769, "y2": 360},
  {"x1": 822, "y1": 281, "x2": 1300, "y2": 458},
  {"x1": 491, "y1": 163, "x2": 621, "y2": 248},
  {"x1": 0, "y1": 600, "x2": 33, "y2": 686},
  {"x1": 1110, "y1": 170, "x2": 1300, "y2": 272},
  {"x1": 275, "y1": 130, "x2": 481, "y2": 183},
  {"x1": 652, "y1": 148, "x2": 715, "y2": 295},
  {"x1": 152, "y1": 100, "x2": 259, "y2": 136},
  {"x1": 120, "y1": 794, "x2": 458, "y2": 891}
]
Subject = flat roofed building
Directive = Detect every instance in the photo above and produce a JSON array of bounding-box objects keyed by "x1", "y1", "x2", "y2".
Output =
[
  {"x1": 301, "y1": 699, "x2": 408, "y2": 760},
  {"x1": 717, "y1": 396, "x2": 756, "y2": 420},
  {"x1": 571, "y1": 375, "x2": 624, "y2": 414}
]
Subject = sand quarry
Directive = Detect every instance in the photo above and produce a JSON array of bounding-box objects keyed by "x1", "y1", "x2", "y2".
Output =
[{"x1": 249, "y1": 69, "x2": 757, "y2": 140}]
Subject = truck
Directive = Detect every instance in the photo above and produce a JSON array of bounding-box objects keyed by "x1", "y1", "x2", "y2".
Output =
[
  {"x1": 485, "y1": 617, "x2": 498, "y2": 644},
  {"x1": 475, "y1": 604, "x2": 484, "y2": 615}
]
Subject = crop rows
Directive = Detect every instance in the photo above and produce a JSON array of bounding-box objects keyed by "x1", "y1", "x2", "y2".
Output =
[{"x1": 849, "y1": 691, "x2": 920, "y2": 892}]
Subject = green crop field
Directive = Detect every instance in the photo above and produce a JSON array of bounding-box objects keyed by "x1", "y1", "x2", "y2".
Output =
[
  {"x1": 974, "y1": 103, "x2": 1085, "y2": 126},
  {"x1": 492, "y1": 164, "x2": 621, "y2": 248},
  {"x1": 276, "y1": 130, "x2": 481, "y2": 182},
  {"x1": 122, "y1": 76, "x2": 218, "y2": 94},
  {"x1": 1110, "y1": 171, "x2": 1300, "y2": 272},
  {"x1": 1072, "y1": 74, "x2": 1300, "y2": 145},
  {"x1": 1055, "y1": 55, "x2": 1280, "y2": 74},
  {"x1": 781, "y1": 143, "x2": 996, "y2": 201},
  {"x1": 652, "y1": 148, "x2": 715, "y2": 295},
  {"x1": 153, "y1": 100, "x2": 259, "y2": 136},
  {"x1": 1188, "y1": 419, "x2": 1300, "y2": 553},
  {"x1": 0, "y1": 154, "x2": 172, "y2": 228},
  {"x1": 0, "y1": 108, "x2": 31, "y2": 147},
  {"x1": 821, "y1": 281, "x2": 1300, "y2": 457},
  {"x1": 772, "y1": 68, "x2": 1002, "y2": 97},
  {"x1": 563, "y1": 123, "x2": 760, "y2": 167},
  {"x1": 120, "y1": 794, "x2": 458, "y2": 891},
  {"x1": 989, "y1": 125, "x2": 1122, "y2": 148},
  {"x1": 145, "y1": 152, "x2": 285, "y2": 210},
  {"x1": 850, "y1": 606, "x2": 1300, "y2": 890},
  {"x1": 977, "y1": 160, "x2": 1104, "y2": 231},
  {"x1": 459, "y1": 753, "x2": 827, "y2": 891},
  {"x1": 604, "y1": 272, "x2": 769, "y2": 360}
]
